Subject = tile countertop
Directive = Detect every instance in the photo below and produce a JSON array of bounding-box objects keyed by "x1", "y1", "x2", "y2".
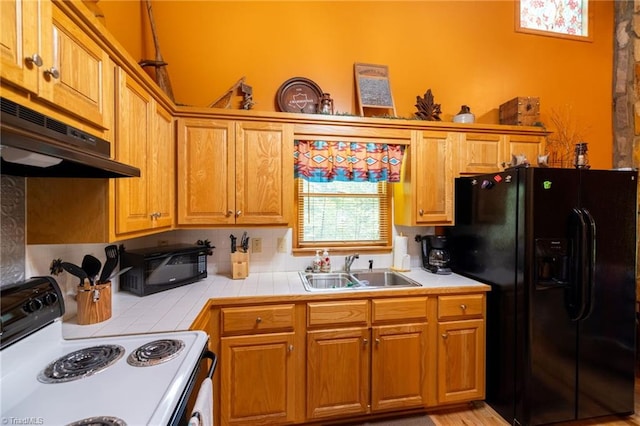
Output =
[{"x1": 61, "y1": 269, "x2": 489, "y2": 340}]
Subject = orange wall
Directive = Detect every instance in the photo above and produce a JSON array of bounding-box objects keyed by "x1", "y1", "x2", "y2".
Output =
[{"x1": 99, "y1": 0, "x2": 614, "y2": 169}]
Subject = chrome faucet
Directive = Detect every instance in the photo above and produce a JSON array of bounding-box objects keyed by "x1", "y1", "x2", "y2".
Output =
[{"x1": 344, "y1": 253, "x2": 359, "y2": 272}]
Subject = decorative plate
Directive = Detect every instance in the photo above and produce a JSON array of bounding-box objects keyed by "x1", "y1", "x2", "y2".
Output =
[{"x1": 276, "y1": 77, "x2": 323, "y2": 114}]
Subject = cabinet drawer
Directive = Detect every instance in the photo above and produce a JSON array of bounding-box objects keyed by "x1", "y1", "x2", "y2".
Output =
[
  {"x1": 221, "y1": 304, "x2": 295, "y2": 335},
  {"x1": 307, "y1": 300, "x2": 369, "y2": 327},
  {"x1": 371, "y1": 297, "x2": 428, "y2": 323},
  {"x1": 438, "y1": 294, "x2": 484, "y2": 320}
]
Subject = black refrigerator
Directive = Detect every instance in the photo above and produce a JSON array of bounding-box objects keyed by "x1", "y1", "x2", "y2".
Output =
[{"x1": 447, "y1": 167, "x2": 637, "y2": 426}]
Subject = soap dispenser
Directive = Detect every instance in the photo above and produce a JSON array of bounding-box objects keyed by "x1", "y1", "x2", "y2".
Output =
[
  {"x1": 321, "y1": 249, "x2": 331, "y2": 272},
  {"x1": 313, "y1": 250, "x2": 322, "y2": 273}
]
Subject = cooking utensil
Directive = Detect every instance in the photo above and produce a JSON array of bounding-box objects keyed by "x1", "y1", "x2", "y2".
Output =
[
  {"x1": 104, "y1": 266, "x2": 133, "y2": 282},
  {"x1": 230, "y1": 234, "x2": 237, "y2": 253},
  {"x1": 61, "y1": 262, "x2": 88, "y2": 287},
  {"x1": 240, "y1": 232, "x2": 249, "y2": 253},
  {"x1": 99, "y1": 245, "x2": 119, "y2": 284},
  {"x1": 82, "y1": 255, "x2": 102, "y2": 286}
]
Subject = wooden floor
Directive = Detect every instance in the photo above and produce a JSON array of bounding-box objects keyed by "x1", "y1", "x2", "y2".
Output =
[{"x1": 428, "y1": 377, "x2": 640, "y2": 426}]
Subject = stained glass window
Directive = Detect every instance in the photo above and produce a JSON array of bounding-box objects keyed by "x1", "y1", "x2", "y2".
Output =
[{"x1": 518, "y1": 0, "x2": 592, "y2": 40}]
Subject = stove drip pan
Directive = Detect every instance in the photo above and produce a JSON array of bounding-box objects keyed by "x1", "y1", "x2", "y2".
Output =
[
  {"x1": 127, "y1": 339, "x2": 185, "y2": 367},
  {"x1": 38, "y1": 345, "x2": 125, "y2": 384},
  {"x1": 66, "y1": 416, "x2": 127, "y2": 426}
]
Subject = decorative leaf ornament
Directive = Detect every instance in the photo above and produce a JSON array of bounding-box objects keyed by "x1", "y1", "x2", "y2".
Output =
[{"x1": 415, "y1": 89, "x2": 442, "y2": 121}]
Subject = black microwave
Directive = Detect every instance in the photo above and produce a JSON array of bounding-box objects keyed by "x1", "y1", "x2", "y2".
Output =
[{"x1": 120, "y1": 244, "x2": 208, "y2": 296}]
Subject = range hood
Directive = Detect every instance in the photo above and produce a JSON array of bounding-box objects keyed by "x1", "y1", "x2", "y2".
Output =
[{"x1": 1, "y1": 97, "x2": 140, "y2": 178}]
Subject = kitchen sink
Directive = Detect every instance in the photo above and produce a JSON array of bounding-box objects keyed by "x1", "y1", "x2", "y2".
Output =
[
  {"x1": 299, "y1": 270, "x2": 421, "y2": 292},
  {"x1": 350, "y1": 270, "x2": 421, "y2": 288}
]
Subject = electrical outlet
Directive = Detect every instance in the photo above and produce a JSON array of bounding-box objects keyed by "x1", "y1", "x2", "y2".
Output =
[
  {"x1": 252, "y1": 238, "x2": 262, "y2": 253},
  {"x1": 277, "y1": 237, "x2": 286, "y2": 253}
]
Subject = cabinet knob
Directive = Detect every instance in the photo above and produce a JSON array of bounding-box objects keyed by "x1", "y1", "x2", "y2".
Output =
[
  {"x1": 442, "y1": 333, "x2": 449, "y2": 339},
  {"x1": 226, "y1": 210, "x2": 233, "y2": 217},
  {"x1": 288, "y1": 344, "x2": 294, "y2": 352},
  {"x1": 236, "y1": 210, "x2": 242, "y2": 217},
  {"x1": 44, "y1": 67, "x2": 60, "y2": 79},
  {"x1": 375, "y1": 338, "x2": 380, "y2": 345},
  {"x1": 25, "y1": 53, "x2": 43, "y2": 67},
  {"x1": 418, "y1": 209, "x2": 424, "y2": 216},
  {"x1": 460, "y1": 304, "x2": 467, "y2": 311},
  {"x1": 363, "y1": 338, "x2": 368, "y2": 345},
  {"x1": 256, "y1": 317, "x2": 262, "y2": 323},
  {"x1": 150, "y1": 212, "x2": 160, "y2": 219}
]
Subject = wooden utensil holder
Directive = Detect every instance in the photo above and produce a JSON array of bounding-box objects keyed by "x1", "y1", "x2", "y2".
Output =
[
  {"x1": 231, "y1": 252, "x2": 249, "y2": 279},
  {"x1": 76, "y1": 281, "x2": 112, "y2": 325}
]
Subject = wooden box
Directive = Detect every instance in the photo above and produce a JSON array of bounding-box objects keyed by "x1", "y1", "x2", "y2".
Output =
[
  {"x1": 499, "y1": 97, "x2": 540, "y2": 126},
  {"x1": 77, "y1": 281, "x2": 112, "y2": 325}
]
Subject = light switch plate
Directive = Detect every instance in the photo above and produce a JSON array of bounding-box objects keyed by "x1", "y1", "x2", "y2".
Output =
[{"x1": 252, "y1": 238, "x2": 262, "y2": 253}]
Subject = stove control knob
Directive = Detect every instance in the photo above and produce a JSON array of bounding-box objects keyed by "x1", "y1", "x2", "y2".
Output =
[
  {"x1": 25, "y1": 298, "x2": 43, "y2": 313},
  {"x1": 42, "y1": 292, "x2": 58, "y2": 306}
]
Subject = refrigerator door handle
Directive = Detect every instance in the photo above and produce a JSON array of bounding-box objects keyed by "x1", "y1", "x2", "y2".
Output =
[
  {"x1": 567, "y1": 208, "x2": 589, "y2": 321},
  {"x1": 578, "y1": 208, "x2": 596, "y2": 321}
]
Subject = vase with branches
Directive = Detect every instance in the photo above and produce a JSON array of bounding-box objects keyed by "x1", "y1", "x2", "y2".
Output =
[{"x1": 545, "y1": 105, "x2": 590, "y2": 168}]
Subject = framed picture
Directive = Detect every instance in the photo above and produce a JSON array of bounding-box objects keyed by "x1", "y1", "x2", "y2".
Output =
[
  {"x1": 516, "y1": 0, "x2": 593, "y2": 42},
  {"x1": 354, "y1": 63, "x2": 396, "y2": 116}
]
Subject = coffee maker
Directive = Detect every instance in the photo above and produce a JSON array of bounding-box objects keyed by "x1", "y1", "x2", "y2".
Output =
[{"x1": 416, "y1": 235, "x2": 452, "y2": 274}]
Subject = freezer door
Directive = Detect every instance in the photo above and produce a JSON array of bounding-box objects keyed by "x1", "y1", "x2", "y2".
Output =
[
  {"x1": 449, "y1": 169, "x2": 523, "y2": 424},
  {"x1": 527, "y1": 168, "x2": 581, "y2": 426},
  {"x1": 576, "y1": 170, "x2": 637, "y2": 420}
]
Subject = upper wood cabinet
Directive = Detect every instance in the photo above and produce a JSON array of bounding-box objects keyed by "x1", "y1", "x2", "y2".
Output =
[
  {"x1": 1, "y1": 0, "x2": 109, "y2": 130},
  {"x1": 176, "y1": 118, "x2": 294, "y2": 226},
  {"x1": 394, "y1": 130, "x2": 456, "y2": 226},
  {"x1": 457, "y1": 133, "x2": 504, "y2": 175},
  {"x1": 115, "y1": 70, "x2": 174, "y2": 235}
]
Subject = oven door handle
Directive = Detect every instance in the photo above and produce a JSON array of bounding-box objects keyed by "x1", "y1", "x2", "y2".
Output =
[{"x1": 202, "y1": 350, "x2": 217, "y2": 379}]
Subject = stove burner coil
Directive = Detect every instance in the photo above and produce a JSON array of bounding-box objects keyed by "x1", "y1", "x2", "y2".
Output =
[
  {"x1": 66, "y1": 416, "x2": 127, "y2": 426},
  {"x1": 127, "y1": 339, "x2": 185, "y2": 367},
  {"x1": 38, "y1": 345, "x2": 125, "y2": 384}
]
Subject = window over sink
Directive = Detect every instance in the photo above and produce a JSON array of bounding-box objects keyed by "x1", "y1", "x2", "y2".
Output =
[{"x1": 294, "y1": 180, "x2": 391, "y2": 253}]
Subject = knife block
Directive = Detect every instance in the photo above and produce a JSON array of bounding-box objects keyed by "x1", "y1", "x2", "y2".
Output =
[
  {"x1": 231, "y1": 252, "x2": 249, "y2": 279},
  {"x1": 76, "y1": 281, "x2": 112, "y2": 325}
]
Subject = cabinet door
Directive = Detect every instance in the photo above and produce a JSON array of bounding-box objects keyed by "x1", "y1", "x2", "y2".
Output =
[
  {"x1": 148, "y1": 102, "x2": 174, "y2": 230},
  {"x1": 221, "y1": 333, "x2": 296, "y2": 425},
  {"x1": 307, "y1": 328, "x2": 370, "y2": 419},
  {"x1": 371, "y1": 323, "x2": 429, "y2": 411},
  {"x1": 177, "y1": 118, "x2": 235, "y2": 225},
  {"x1": 437, "y1": 319, "x2": 485, "y2": 404},
  {"x1": 115, "y1": 70, "x2": 151, "y2": 234},
  {"x1": 414, "y1": 131, "x2": 454, "y2": 225},
  {"x1": 0, "y1": 0, "x2": 47, "y2": 93},
  {"x1": 458, "y1": 133, "x2": 503, "y2": 175},
  {"x1": 235, "y1": 121, "x2": 293, "y2": 225},
  {"x1": 506, "y1": 134, "x2": 545, "y2": 166},
  {"x1": 42, "y1": 3, "x2": 108, "y2": 128}
]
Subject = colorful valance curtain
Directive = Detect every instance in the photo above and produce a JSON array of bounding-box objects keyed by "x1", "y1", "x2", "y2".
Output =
[{"x1": 294, "y1": 140, "x2": 404, "y2": 183}]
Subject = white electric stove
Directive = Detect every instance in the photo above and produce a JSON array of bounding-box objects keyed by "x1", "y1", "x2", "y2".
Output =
[{"x1": 0, "y1": 277, "x2": 213, "y2": 426}]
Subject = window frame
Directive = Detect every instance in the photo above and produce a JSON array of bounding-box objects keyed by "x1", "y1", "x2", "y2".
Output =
[
  {"x1": 516, "y1": 0, "x2": 593, "y2": 42},
  {"x1": 293, "y1": 178, "x2": 393, "y2": 255}
]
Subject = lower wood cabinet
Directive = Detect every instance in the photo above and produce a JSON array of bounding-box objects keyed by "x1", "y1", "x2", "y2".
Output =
[
  {"x1": 221, "y1": 332, "x2": 297, "y2": 425},
  {"x1": 436, "y1": 294, "x2": 486, "y2": 404},
  {"x1": 196, "y1": 291, "x2": 486, "y2": 426}
]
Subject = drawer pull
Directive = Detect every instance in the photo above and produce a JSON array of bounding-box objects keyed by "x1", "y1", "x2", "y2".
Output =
[
  {"x1": 460, "y1": 304, "x2": 467, "y2": 311},
  {"x1": 256, "y1": 317, "x2": 262, "y2": 323}
]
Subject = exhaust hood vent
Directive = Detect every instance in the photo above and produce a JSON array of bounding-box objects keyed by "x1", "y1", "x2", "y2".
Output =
[{"x1": 0, "y1": 98, "x2": 141, "y2": 178}]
